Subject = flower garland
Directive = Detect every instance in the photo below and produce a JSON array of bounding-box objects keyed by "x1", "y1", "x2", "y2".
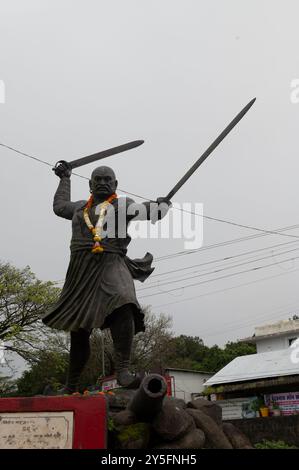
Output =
[{"x1": 83, "y1": 193, "x2": 117, "y2": 253}]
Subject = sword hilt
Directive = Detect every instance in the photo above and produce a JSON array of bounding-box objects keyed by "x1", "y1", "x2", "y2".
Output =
[
  {"x1": 52, "y1": 160, "x2": 69, "y2": 171},
  {"x1": 52, "y1": 160, "x2": 72, "y2": 177}
]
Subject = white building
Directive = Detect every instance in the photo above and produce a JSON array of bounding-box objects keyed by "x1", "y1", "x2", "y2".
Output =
[
  {"x1": 242, "y1": 317, "x2": 299, "y2": 353},
  {"x1": 204, "y1": 348, "x2": 299, "y2": 388},
  {"x1": 204, "y1": 348, "x2": 299, "y2": 419},
  {"x1": 203, "y1": 317, "x2": 299, "y2": 420},
  {"x1": 164, "y1": 367, "x2": 212, "y2": 402}
]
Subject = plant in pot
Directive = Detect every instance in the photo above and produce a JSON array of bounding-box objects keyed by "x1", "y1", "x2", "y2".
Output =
[
  {"x1": 252, "y1": 396, "x2": 269, "y2": 417},
  {"x1": 271, "y1": 402, "x2": 281, "y2": 417}
]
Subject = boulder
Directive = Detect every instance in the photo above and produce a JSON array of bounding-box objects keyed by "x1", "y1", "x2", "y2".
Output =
[
  {"x1": 112, "y1": 409, "x2": 137, "y2": 426},
  {"x1": 222, "y1": 423, "x2": 253, "y2": 449},
  {"x1": 164, "y1": 396, "x2": 187, "y2": 410},
  {"x1": 187, "y1": 398, "x2": 222, "y2": 426},
  {"x1": 153, "y1": 398, "x2": 195, "y2": 442},
  {"x1": 106, "y1": 389, "x2": 136, "y2": 411},
  {"x1": 154, "y1": 428, "x2": 205, "y2": 449},
  {"x1": 186, "y1": 409, "x2": 233, "y2": 449}
]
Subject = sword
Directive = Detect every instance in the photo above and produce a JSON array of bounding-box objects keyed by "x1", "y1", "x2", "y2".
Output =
[
  {"x1": 52, "y1": 139, "x2": 144, "y2": 172},
  {"x1": 166, "y1": 98, "x2": 256, "y2": 200},
  {"x1": 151, "y1": 98, "x2": 256, "y2": 223}
]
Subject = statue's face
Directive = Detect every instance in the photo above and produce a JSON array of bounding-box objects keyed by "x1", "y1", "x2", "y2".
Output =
[{"x1": 89, "y1": 166, "x2": 118, "y2": 198}]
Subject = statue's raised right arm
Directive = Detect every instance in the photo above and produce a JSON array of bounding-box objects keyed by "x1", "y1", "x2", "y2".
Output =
[{"x1": 53, "y1": 162, "x2": 86, "y2": 220}]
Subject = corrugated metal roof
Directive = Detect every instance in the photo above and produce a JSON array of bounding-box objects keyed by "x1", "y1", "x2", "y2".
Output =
[
  {"x1": 165, "y1": 367, "x2": 213, "y2": 375},
  {"x1": 205, "y1": 348, "x2": 299, "y2": 386}
]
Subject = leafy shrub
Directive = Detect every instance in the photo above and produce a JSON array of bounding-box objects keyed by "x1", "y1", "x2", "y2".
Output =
[{"x1": 255, "y1": 439, "x2": 298, "y2": 449}]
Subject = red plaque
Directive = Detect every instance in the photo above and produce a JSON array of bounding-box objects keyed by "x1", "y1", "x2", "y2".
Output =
[{"x1": 0, "y1": 395, "x2": 107, "y2": 449}]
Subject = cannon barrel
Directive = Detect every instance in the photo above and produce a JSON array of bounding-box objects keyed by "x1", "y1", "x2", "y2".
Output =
[{"x1": 128, "y1": 374, "x2": 167, "y2": 422}]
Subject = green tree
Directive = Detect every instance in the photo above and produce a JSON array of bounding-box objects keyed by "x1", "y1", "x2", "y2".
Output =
[
  {"x1": 196, "y1": 341, "x2": 256, "y2": 372},
  {"x1": 80, "y1": 307, "x2": 173, "y2": 386},
  {"x1": 164, "y1": 335, "x2": 209, "y2": 371},
  {"x1": 15, "y1": 307, "x2": 173, "y2": 394},
  {"x1": 17, "y1": 350, "x2": 68, "y2": 396},
  {"x1": 0, "y1": 262, "x2": 60, "y2": 361},
  {"x1": 164, "y1": 336, "x2": 256, "y2": 373},
  {"x1": 131, "y1": 308, "x2": 173, "y2": 372},
  {"x1": 79, "y1": 329, "x2": 114, "y2": 388},
  {"x1": 223, "y1": 340, "x2": 256, "y2": 362},
  {"x1": 0, "y1": 373, "x2": 17, "y2": 396}
]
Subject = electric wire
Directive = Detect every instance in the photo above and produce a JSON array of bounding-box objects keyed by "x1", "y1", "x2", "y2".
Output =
[
  {"x1": 147, "y1": 239, "x2": 299, "y2": 281},
  {"x1": 138, "y1": 254, "x2": 299, "y2": 299},
  {"x1": 137, "y1": 247, "x2": 299, "y2": 292},
  {"x1": 151, "y1": 267, "x2": 299, "y2": 310},
  {"x1": 2, "y1": 142, "x2": 299, "y2": 239}
]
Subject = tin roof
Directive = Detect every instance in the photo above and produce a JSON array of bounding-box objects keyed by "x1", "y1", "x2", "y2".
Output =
[
  {"x1": 205, "y1": 347, "x2": 299, "y2": 386},
  {"x1": 165, "y1": 367, "x2": 213, "y2": 375}
]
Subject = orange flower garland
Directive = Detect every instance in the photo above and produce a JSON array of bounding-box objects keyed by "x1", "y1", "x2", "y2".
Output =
[{"x1": 83, "y1": 193, "x2": 117, "y2": 253}]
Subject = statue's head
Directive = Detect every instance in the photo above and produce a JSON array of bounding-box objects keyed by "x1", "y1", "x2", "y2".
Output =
[{"x1": 89, "y1": 166, "x2": 118, "y2": 199}]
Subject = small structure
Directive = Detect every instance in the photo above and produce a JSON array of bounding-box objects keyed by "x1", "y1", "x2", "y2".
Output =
[
  {"x1": 99, "y1": 368, "x2": 213, "y2": 403},
  {"x1": 204, "y1": 348, "x2": 299, "y2": 420},
  {"x1": 99, "y1": 374, "x2": 119, "y2": 392},
  {"x1": 241, "y1": 317, "x2": 299, "y2": 353},
  {"x1": 164, "y1": 367, "x2": 213, "y2": 402}
]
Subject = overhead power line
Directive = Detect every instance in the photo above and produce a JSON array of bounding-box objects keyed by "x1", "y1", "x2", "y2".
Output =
[
  {"x1": 200, "y1": 299, "x2": 299, "y2": 339},
  {"x1": 155, "y1": 224, "x2": 299, "y2": 262},
  {"x1": 52, "y1": 234, "x2": 299, "y2": 286},
  {"x1": 149, "y1": 239, "x2": 299, "y2": 280},
  {"x1": 137, "y1": 246, "x2": 299, "y2": 292},
  {"x1": 138, "y1": 254, "x2": 299, "y2": 299},
  {"x1": 150, "y1": 267, "x2": 299, "y2": 310},
  {"x1": 2, "y1": 142, "x2": 299, "y2": 239}
]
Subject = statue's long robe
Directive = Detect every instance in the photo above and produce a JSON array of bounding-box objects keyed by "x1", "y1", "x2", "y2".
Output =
[{"x1": 42, "y1": 177, "x2": 166, "y2": 333}]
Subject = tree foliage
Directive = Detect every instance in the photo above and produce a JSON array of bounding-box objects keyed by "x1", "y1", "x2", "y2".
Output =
[
  {"x1": 0, "y1": 262, "x2": 60, "y2": 361},
  {"x1": 0, "y1": 373, "x2": 17, "y2": 396},
  {"x1": 131, "y1": 307, "x2": 173, "y2": 372},
  {"x1": 164, "y1": 335, "x2": 208, "y2": 371},
  {"x1": 78, "y1": 307, "x2": 173, "y2": 387},
  {"x1": 16, "y1": 308, "x2": 173, "y2": 394},
  {"x1": 15, "y1": 307, "x2": 256, "y2": 396},
  {"x1": 164, "y1": 335, "x2": 256, "y2": 373},
  {"x1": 1, "y1": 261, "x2": 257, "y2": 396},
  {"x1": 17, "y1": 350, "x2": 69, "y2": 396}
]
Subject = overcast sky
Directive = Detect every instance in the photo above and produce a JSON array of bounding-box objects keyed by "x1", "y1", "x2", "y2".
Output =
[{"x1": 1, "y1": 0, "x2": 299, "y2": 359}]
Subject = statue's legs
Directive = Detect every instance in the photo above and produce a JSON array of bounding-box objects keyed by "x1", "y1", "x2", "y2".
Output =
[
  {"x1": 64, "y1": 328, "x2": 91, "y2": 393},
  {"x1": 109, "y1": 303, "x2": 141, "y2": 388}
]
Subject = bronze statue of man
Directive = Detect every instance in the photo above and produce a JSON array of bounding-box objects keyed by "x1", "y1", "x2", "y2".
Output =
[{"x1": 42, "y1": 162, "x2": 171, "y2": 391}]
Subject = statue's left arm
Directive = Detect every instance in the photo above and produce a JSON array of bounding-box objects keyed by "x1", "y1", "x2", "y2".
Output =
[{"x1": 126, "y1": 197, "x2": 172, "y2": 223}]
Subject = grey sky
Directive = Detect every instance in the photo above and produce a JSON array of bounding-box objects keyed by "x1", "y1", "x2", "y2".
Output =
[{"x1": 1, "y1": 0, "x2": 299, "y2": 355}]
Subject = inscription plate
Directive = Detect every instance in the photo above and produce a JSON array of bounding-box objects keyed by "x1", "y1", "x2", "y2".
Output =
[{"x1": 0, "y1": 411, "x2": 73, "y2": 449}]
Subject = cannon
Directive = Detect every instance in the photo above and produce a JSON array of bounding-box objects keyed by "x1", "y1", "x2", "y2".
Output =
[{"x1": 128, "y1": 373, "x2": 167, "y2": 422}]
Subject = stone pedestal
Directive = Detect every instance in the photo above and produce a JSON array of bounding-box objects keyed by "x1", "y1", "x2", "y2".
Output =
[{"x1": 0, "y1": 395, "x2": 107, "y2": 449}]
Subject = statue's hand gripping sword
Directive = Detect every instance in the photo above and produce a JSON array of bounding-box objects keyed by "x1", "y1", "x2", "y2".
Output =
[{"x1": 52, "y1": 139, "x2": 144, "y2": 173}]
